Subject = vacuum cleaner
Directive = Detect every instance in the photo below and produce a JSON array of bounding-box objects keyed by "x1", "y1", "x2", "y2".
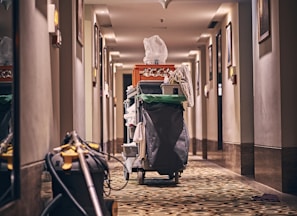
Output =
[
  {"x1": 41, "y1": 131, "x2": 118, "y2": 216},
  {"x1": 0, "y1": 132, "x2": 13, "y2": 207}
]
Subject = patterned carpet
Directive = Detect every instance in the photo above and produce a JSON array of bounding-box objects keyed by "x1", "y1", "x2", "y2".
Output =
[
  {"x1": 104, "y1": 154, "x2": 297, "y2": 216},
  {"x1": 42, "y1": 154, "x2": 297, "y2": 216}
]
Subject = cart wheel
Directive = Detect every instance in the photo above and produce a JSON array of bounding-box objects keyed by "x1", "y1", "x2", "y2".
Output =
[
  {"x1": 137, "y1": 170, "x2": 145, "y2": 185},
  {"x1": 174, "y1": 171, "x2": 179, "y2": 184},
  {"x1": 124, "y1": 169, "x2": 129, "y2": 181}
]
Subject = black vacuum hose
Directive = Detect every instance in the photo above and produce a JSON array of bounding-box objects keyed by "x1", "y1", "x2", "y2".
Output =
[
  {"x1": 0, "y1": 184, "x2": 12, "y2": 206},
  {"x1": 83, "y1": 142, "x2": 129, "y2": 192},
  {"x1": 40, "y1": 193, "x2": 63, "y2": 216},
  {"x1": 44, "y1": 152, "x2": 88, "y2": 216}
]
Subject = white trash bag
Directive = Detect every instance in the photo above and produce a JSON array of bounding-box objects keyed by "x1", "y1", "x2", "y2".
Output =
[{"x1": 143, "y1": 35, "x2": 168, "y2": 64}]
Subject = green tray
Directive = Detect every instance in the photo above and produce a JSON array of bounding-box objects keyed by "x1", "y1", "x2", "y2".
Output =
[
  {"x1": 138, "y1": 94, "x2": 186, "y2": 104},
  {"x1": 0, "y1": 94, "x2": 12, "y2": 104}
]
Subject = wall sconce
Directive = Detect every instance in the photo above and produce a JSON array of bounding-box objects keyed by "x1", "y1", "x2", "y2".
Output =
[
  {"x1": 159, "y1": 0, "x2": 172, "y2": 9},
  {"x1": 48, "y1": 4, "x2": 62, "y2": 48},
  {"x1": 92, "y1": 67, "x2": 97, "y2": 87},
  {"x1": 228, "y1": 66, "x2": 237, "y2": 85},
  {"x1": 104, "y1": 81, "x2": 110, "y2": 98},
  {"x1": 204, "y1": 83, "x2": 209, "y2": 98},
  {"x1": 113, "y1": 97, "x2": 117, "y2": 107},
  {"x1": 52, "y1": 28, "x2": 62, "y2": 48},
  {"x1": 54, "y1": 9, "x2": 59, "y2": 27}
]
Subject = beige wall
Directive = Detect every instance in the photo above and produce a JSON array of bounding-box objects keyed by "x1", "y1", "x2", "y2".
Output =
[
  {"x1": 84, "y1": 8, "x2": 93, "y2": 141},
  {"x1": 59, "y1": 0, "x2": 86, "y2": 140},
  {"x1": 0, "y1": 1, "x2": 61, "y2": 214},
  {"x1": 84, "y1": 5, "x2": 115, "y2": 145},
  {"x1": 201, "y1": 3, "x2": 241, "y2": 144},
  {"x1": 18, "y1": 0, "x2": 88, "y2": 164},
  {"x1": 195, "y1": 2, "x2": 254, "y2": 147},
  {"x1": 19, "y1": 0, "x2": 54, "y2": 165},
  {"x1": 84, "y1": 5, "x2": 109, "y2": 144},
  {"x1": 238, "y1": 1, "x2": 254, "y2": 144},
  {"x1": 221, "y1": 3, "x2": 241, "y2": 144},
  {"x1": 252, "y1": 0, "x2": 282, "y2": 148},
  {"x1": 279, "y1": 0, "x2": 297, "y2": 148},
  {"x1": 195, "y1": 48, "x2": 207, "y2": 140},
  {"x1": 102, "y1": 39, "x2": 109, "y2": 143},
  {"x1": 252, "y1": 0, "x2": 297, "y2": 149}
]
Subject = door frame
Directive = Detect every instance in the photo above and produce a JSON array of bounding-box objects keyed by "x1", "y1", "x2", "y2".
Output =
[{"x1": 216, "y1": 30, "x2": 223, "y2": 150}]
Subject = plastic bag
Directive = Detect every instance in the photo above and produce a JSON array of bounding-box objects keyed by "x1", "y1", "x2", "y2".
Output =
[
  {"x1": 0, "y1": 36, "x2": 13, "y2": 66},
  {"x1": 143, "y1": 35, "x2": 168, "y2": 64}
]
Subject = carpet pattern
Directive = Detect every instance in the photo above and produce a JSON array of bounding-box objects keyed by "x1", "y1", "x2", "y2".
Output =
[
  {"x1": 41, "y1": 154, "x2": 297, "y2": 216},
  {"x1": 105, "y1": 155, "x2": 297, "y2": 216}
]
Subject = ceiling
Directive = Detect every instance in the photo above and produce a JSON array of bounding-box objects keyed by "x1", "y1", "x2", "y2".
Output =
[{"x1": 85, "y1": 0, "x2": 237, "y2": 69}]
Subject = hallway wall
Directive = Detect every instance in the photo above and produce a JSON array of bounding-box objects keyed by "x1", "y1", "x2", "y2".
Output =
[
  {"x1": 84, "y1": 5, "x2": 102, "y2": 144},
  {"x1": 0, "y1": 1, "x2": 59, "y2": 215},
  {"x1": 19, "y1": 0, "x2": 53, "y2": 168},
  {"x1": 252, "y1": 0, "x2": 280, "y2": 191},
  {"x1": 200, "y1": 3, "x2": 242, "y2": 152},
  {"x1": 60, "y1": 0, "x2": 85, "y2": 139},
  {"x1": 221, "y1": 4, "x2": 241, "y2": 146},
  {"x1": 199, "y1": 3, "x2": 244, "y2": 169},
  {"x1": 253, "y1": 1, "x2": 281, "y2": 149},
  {"x1": 84, "y1": 6, "x2": 93, "y2": 141},
  {"x1": 19, "y1": 2, "x2": 54, "y2": 214},
  {"x1": 279, "y1": 0, "x2": 297, "y2": 194},
  {"x1": 194, "y1": 47, "x2": 207, "y2": 150},
  {"x1": 2, "y1": 2, "x2": 297, "y2": 215},
  {"x1": 252, "y1": 0, "x2": 297, "y2": 194},
  {"x1": 194, "y1": 1, "x2": 255, "y2": 177},
  {"x1": 1, "y1": 0, "x2": 90, "y2": 214}
]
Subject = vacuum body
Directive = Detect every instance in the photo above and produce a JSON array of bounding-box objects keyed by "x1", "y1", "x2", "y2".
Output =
[{"x1": 49, "y1": 152, "x2": 109, "y2": 216}]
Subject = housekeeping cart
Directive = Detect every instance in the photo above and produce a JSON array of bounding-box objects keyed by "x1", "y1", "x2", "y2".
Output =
[{"x1": 122, "y1": 64, "x2": 191, "y2": 185}]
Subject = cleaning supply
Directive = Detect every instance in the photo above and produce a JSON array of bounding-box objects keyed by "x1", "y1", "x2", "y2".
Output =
[{"x1": 42, "y1": 131, "x2": 117, "y2": 216}]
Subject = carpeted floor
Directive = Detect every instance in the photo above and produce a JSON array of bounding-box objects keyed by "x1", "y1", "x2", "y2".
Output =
[
  {"x1": 104, "y1": 154, "x2": 297, "y2": 216},
  {"x1": 42, "y1": 154, "x2": 297, "y2": 215}
]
